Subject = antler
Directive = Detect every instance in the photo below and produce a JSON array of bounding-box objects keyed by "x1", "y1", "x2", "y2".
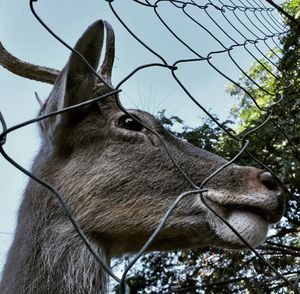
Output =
[
  {"x1": 0, "y1": 21, "x2": 114, "y2": 86},
  {"x1": 0, "y1": 41, "x2": 59, "y2": 84},
  {"x1": 98, "y1": 21, "x2": 115, "y2": 87}
]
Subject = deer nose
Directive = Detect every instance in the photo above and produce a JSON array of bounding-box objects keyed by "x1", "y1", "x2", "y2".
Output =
[
  {"x1": 257, "y1": 171, "x2": 284, "y2": 223},
  {"x1": 258, "y1": 172, "x2": 280, "y2": 192}
]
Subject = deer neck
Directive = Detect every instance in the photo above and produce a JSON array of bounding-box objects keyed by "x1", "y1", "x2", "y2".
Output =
[{"x1": 0, "y1": 181, "x2": 110, "y2": 294}]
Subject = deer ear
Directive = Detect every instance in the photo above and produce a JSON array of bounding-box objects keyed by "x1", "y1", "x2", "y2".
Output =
[
  {"x1": 40, "y1": 20, "x2": 104, "y2": 143},
  {"x1": 65, "y1": 20, "x2": 104, "y2": 102}
]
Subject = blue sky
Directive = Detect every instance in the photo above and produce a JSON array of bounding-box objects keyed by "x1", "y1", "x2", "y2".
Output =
[{"x1": 0, "y1": 0, "x2": 283, "y2": 275}]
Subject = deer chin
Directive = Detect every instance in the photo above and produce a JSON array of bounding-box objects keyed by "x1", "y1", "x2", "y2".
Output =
[
  {"x1": 198, "y1": 193, "x2": 271, "y2": 249},
  {"x1": 209, "y1": 210, "x2": 269, "y2": 249}
]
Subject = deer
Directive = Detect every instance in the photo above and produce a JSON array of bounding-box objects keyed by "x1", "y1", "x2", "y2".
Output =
[{"x1": 0, "y1": 20, "x2": 285, "y2": 294}]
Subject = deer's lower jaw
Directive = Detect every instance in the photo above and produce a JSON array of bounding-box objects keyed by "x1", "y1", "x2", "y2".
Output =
[
  {"x1": 199, "y1": 192, "x2": 282, "y2": 249},
  {"x1": 209, "y1": 210, "x2": 269, "y2": 249}
]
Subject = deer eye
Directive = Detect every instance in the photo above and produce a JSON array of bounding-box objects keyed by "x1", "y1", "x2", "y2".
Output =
[{"x1": 118, "y1": 115, "x2": 144, "y2": 132}]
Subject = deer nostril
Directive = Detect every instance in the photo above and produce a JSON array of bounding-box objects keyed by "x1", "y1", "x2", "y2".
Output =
[{"x1": 259, "y1": 172, "x2": 279, "y2": 191}]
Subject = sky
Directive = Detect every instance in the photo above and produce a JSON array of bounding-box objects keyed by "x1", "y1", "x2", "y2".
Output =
[{"x1": 0, "y1": 0, "x2": 283, "y2": 276}]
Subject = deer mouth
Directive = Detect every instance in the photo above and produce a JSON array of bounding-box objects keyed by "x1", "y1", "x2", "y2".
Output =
[
  {"x1": 199, "y1": 191, "x2": 284, "y2": 248},
  {"x1": 202, "y1": 191, "x2": 284, "y2": 224},
  {"x1": 214, "y1": 203, "x2": 280, "y2": 224}
]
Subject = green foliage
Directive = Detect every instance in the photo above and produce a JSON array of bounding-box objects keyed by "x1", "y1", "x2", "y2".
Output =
[
  {"x1": 282, "y1": 0, "x2": 300, "y2": 18},
  {"x1": 226, "y1": 55, "x2": 278, "y2": 133}
]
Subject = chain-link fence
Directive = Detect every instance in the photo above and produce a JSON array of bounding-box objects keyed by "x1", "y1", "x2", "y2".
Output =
[{"x1": 0, "y1": 0, "x2": 299, "y2": 293}]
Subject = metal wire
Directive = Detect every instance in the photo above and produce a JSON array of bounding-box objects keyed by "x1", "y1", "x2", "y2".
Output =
[{"x1": 0, "y1": 0, "x2": 299, "y2": 293}]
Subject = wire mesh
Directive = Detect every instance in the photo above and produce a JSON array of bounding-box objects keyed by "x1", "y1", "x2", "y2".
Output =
[{"x1": 0, "y1": 0, "x2": 299, "y2": 293}]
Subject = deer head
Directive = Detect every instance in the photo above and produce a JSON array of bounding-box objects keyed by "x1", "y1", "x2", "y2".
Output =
[{"x1": 0, "y1": 19, "x2": 285, "y2": 293}]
